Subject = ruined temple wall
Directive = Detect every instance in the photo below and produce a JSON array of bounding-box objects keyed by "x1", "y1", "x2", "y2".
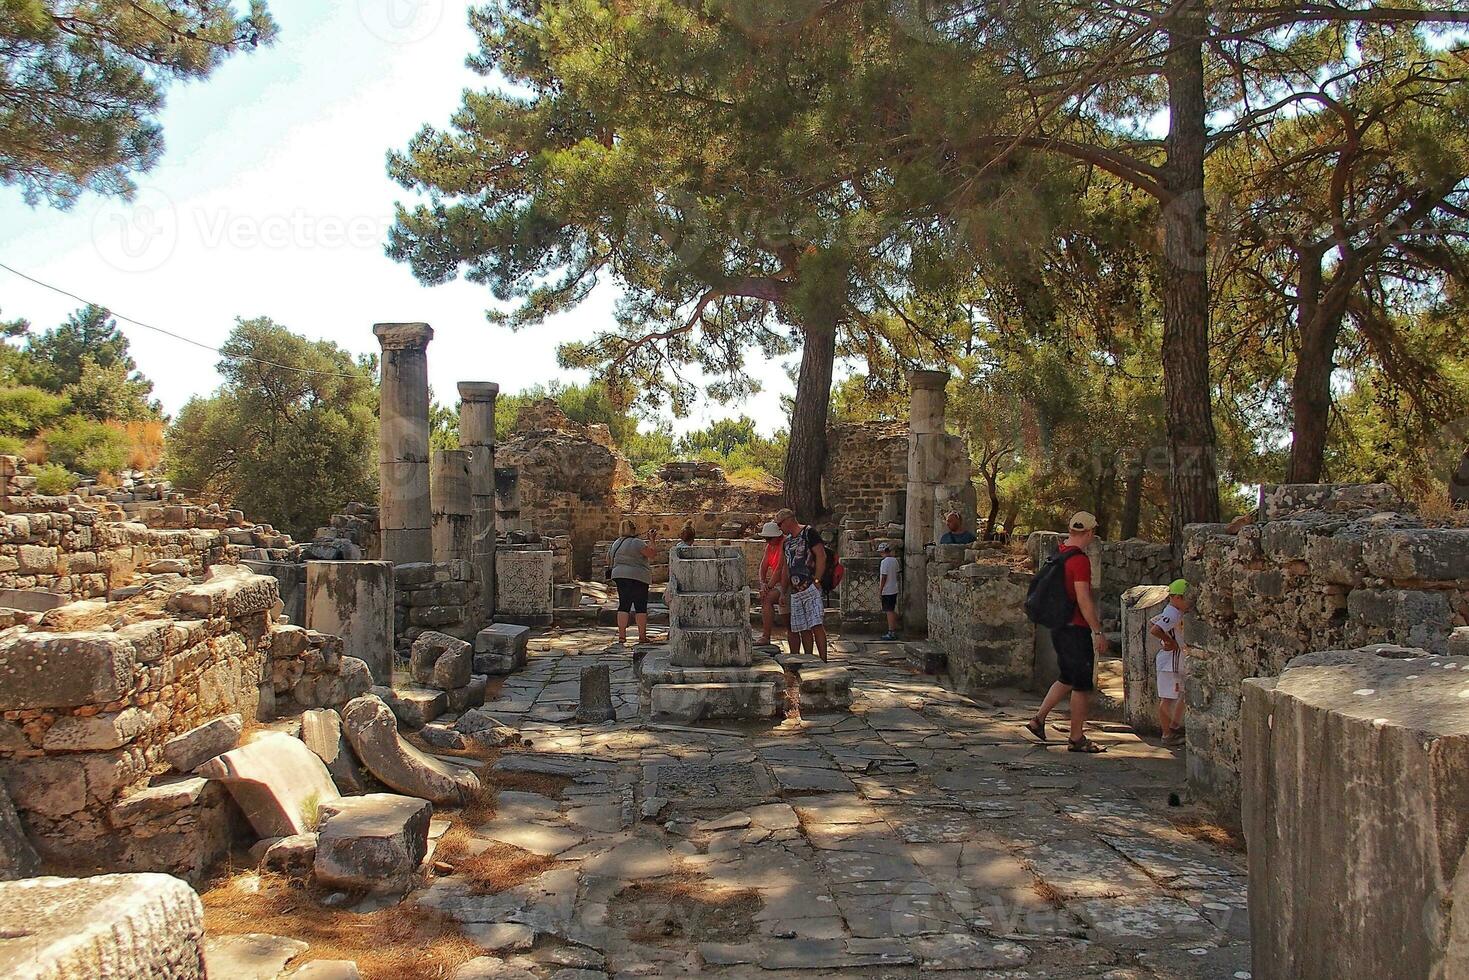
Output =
[
  {"x1": 393, "y1": 560, "x2": 481, "y2": 655},
  {"x1": 926, "y1": 551, "x2": 1036, "y2": 694},
  {"x1": 824, "y1": 421, "x2": 908, "y2": 523},
  {"x1": 0, "y1": 568, "x2": 368, "y2": 880},
  {"x1": 1184, "y1": 483, "x2": 1469, "y2": 823}
]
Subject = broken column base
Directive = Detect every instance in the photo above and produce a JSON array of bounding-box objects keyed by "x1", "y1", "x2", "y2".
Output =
[
  {"x1": 0, "y1": 874, "x2": 206, "y2": 978},
  {"x1": 1243, "y1": 646, "x2": 1469, "y2": 980},
  {"x1": 639, "y1": 649, "x2": 786, "y2": 722}
]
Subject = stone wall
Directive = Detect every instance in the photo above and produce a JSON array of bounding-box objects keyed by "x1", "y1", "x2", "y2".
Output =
[
  {"x1": 1184, "y1": 482, "x2": 1469, "y2": 822},
  {"x1": 0, "y1": 566, "x2": 369, "y2": 881},
  {"x1": 0, "y1": 457, "x2": 303, "y2": 606},
  {"x1": 1242, "y1": 647, "x2": 1469, "y2": 978},
  {"x1": 824, "y1": 421, "x2": 908, "y2": 523},
  {"x1": 393, "y1": 561, "x2": 481, "y2": 657},
  {"x1": 926, "y1": 548, "x2": 1036, "y2": 694}
]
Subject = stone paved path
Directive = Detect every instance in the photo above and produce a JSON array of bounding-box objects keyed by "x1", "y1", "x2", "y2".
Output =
[{"x1": 413, "y1": 629, "x2": 1253, "y2": 979}]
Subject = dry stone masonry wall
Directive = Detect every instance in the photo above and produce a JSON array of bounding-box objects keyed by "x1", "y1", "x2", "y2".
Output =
[
  {"x1": 0, "y1": 566, "x2": 369, "y2": 881},
  {"x1": 1184, "y1": 482, "x2": 1469, "y2": 822}
]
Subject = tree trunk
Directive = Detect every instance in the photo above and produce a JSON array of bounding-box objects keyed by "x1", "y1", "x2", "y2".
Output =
[
  {"x1": 1121, "y1": 453, "x2": 1144, "y2": 540},
  {"x1": 984, "y1": 468, "x2": 1001, "y2": 539},
  {"x1": 1161, "y1": 0, "x2": 1221, "y2": 547},
  {"x1": 783, "y1": 311, "x2": 838, "y2": 520},
  {"x1": 1287, "y1": 250, "x2": 1353, "y2": 484},
  {"x1": 1093, "y1": 457, "x2": 1117, "y2": 539}
]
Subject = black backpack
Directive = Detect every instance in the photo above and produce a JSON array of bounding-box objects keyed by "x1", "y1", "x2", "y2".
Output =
[{"x1": 1025, "y1": 545, "x2": 1080, "y2": 629}]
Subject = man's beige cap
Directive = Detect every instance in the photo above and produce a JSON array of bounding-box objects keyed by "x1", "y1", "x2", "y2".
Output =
[{"x1": 1069, "y1": 511, "x2": 1098, "y2": 531}]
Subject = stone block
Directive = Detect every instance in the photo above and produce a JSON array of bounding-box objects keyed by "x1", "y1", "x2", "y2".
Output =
[
  {"x1": 0, "y1": 780, "x2": 39, "y2": 881},
  {"x1": 797, "y1": 665, "x2": 852, "y2": 713},
  {"x1": 42, "y1": 707, "x2": 154, "y2": 752},
  {"x1": 162, "y1": 714, "x2": 244, "y2": 772},
  {"x1": 1121, "y1": 585, "x2": 1173, "y2": 736},
  {"x1": 0, "y1": 631, "x2": 136, "y2": 711},
  {"x1": 577, "y1": 664, "x2": 616, "y2": 723},
  {"x1": 315, "y1": 793, "x2": 431, "y2": 894},
  {"x1": 375, "y1": 684, "x2": 446, "y2": 728},
  {"x1": 1362, "y1": 528, "x2": 1469, "y2": 581},
  {"x1": 341, "y1": 695, "x2": 480, "y2": 806},
  {"x1": 474, "y1": 624, "x2": 528, "y2": 675},
  {"x1": 194, "y1": 732, "x2": 341, "y2": 838},
  {"x1": 204, "y1": 933, "x2": 308, "y2": 979},
  {"x1": 1346, "y1": 588, "x2": 1453, "y2": 653},
  {"x1": 668, "y1": 590, "x2": 748, "y2": 630},
  {"x1": 1242, "y1": 650, "x2": 1469, "y2": 979},
  {"x1": 167, "y1": 563, "x2": 278, "y2": 619},
  {"x1": 495, "y1": 550, "x2": 553, "y2": 619},
  {"x1": 651, "y1": 682, "x2": 780, "y2": 721},
  {"x1": 300, "y1": 709, "x2": 367, "y2": 795},
  {"x1": 305, "y1": 561, "x2": 394, "y2": 685},
  {"x1": 668, "y1": 627, "x2": 752, "y2": 668},
  {"x1": 0, "y1": 589, "x2": 65, "y2": 613},
  {"x1": 668, "y1": 547, "x2": 745, "y2": 594},
  {"x1": 0, "y1": 874, "x2": 205, "y2": 978},
  {"x1": 260, "y1": 833, "x2": 318, "y2": 879},
  {"x1": 446, "y1": 675, "x2": 489, "y2": 714},
  {"x1": 410, "y1": 630, "x2": 471, "y2": 687}
]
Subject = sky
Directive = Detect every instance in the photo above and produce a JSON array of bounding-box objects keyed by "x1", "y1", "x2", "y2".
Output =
[{"x1": 0, "y1": 1, "x2": 795, "y2": 435}]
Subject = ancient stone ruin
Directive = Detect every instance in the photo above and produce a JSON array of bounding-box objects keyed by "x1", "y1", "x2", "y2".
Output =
[{"x1": 4, "y1": 318, "x2": 1469, "y2": 978}]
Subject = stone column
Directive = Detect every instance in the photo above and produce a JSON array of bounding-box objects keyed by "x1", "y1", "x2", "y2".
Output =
[
  {"x1": 458, "y1": 382, "x2": 499, "y2": 624},
  {"x1": 903, "y1": 369, "x2": 950, "y2": 635},
  {"x1": 305, "y1": 560, "x2": 394, "y2": 685},
  {"x1": 374, "y1": 322, "x2": 434, "y2": 565},
  {"x1": 431, "y1": 449, "x2": 473, "y2": 566}
]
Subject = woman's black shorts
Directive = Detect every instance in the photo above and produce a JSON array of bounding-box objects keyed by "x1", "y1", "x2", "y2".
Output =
[{"x1": 614, "y1": 577, "x2": 650, "y2": 614}]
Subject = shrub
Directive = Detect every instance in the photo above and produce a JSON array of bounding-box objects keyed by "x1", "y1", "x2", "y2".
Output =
[
  {"x1": 0, "y1": 435, "x2": 25, "y2": 456},
  {"x1": 41, "y1": 416, "x2": 131, "y2": 476},
  {"x1": 31, "y1": 463, "x2": 75, "y2": 495},
  {"x1": 0, "y1": 385, "x2": 69, "y2": 438}
]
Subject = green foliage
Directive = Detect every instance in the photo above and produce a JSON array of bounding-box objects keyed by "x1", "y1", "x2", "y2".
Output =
[
  {"x1": 41, "y1": 417, "x2": 130, "y2": 476},
  {"x1": 675, "y1": 416, "x2": 788, "y2": 481},
  {"x1": 1, "y1": 1, "x2": 277, "y2": 206},
  {"x1": 0, "y1": 384, "x2": 67, "y2": 438},
  {"x1": 0, "y1": 434, "x2": 25, "y2": 455},
  {"x1": 165, "y1": 318, "x2": 378, "y2": 539},
  {"x1": 429, "y1": 400, "x2": 459, "y2": 454},
  {"x1": 29, "y1": 462, "x2": 73, "y2": 495},
  {"x1": 622, "y1": 424, "x2": 675, "y2": 478}
]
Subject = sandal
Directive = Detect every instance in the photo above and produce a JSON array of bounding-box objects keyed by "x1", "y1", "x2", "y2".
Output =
[
  {"x1": 1068, "y1": 737, "x2": 1108, "y2": 754},
  {"x1": 1023, "y1": 719, "x2": 1049, "y2": 743}
]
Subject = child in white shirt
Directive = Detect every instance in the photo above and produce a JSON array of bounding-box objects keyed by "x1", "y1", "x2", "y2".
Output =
[
  {"x1": 1149, "y1": 579, "x2": 1193, "y2": 745},
  {"x1": 877, "y1": 542, "x2": 900, "y2": 641}
]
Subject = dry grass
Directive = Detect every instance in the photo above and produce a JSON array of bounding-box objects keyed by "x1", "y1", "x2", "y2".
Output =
[
  {"x1": 607, "y1": 873, "x2": 763, "y2": 946},
  {"x1": 117, "y1": 420, "x2": 166, "y2": 471},
  {"x1": 1032, "y1": 879, "x2": 1067, "y2": 907},
  {"x1": 434, "y1": 829, "x2": 567, "y2": 895},
  {"x1": 1416, "y1": 489, "x2": 1469, "y2": 527},
  {"x1": 491, "y1": 770, "x2": 573, "y2": 800},
  {"x1": 200, "y1": 872, "x2": 480, "y2": 980},
  {"x1": 1172, "y1": 816, "x2": 1246, "y2": 852}
]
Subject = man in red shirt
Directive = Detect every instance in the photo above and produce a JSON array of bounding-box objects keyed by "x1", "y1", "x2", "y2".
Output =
[{"x1": 1025, "y1": 511, "x2": 1110, "y2": 753}]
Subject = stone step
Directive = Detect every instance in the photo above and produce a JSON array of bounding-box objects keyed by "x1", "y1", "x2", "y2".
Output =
[
  {"x1": 668, "y1": 627, "x2": 753, "y2": 668},
  {"x1": 650, "y1": 682, "x2": 780, "y2": 721}
]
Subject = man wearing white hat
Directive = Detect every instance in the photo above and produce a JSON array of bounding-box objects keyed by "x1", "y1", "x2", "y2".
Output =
[
  {"x1": 756, "y1": 520, "x2": 786, "y2": 645},
  {"x1": 1024, "y1": 511, "x2": 1110, "y2": 753}
]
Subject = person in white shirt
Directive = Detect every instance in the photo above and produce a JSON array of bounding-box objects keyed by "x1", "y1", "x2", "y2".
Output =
[
  {"x1": 877, "y1": 541, "x2": 900, "y2": 641},
  {"x1": 1149, "y1": 579, "x2": 1195, "y2": 746}
]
